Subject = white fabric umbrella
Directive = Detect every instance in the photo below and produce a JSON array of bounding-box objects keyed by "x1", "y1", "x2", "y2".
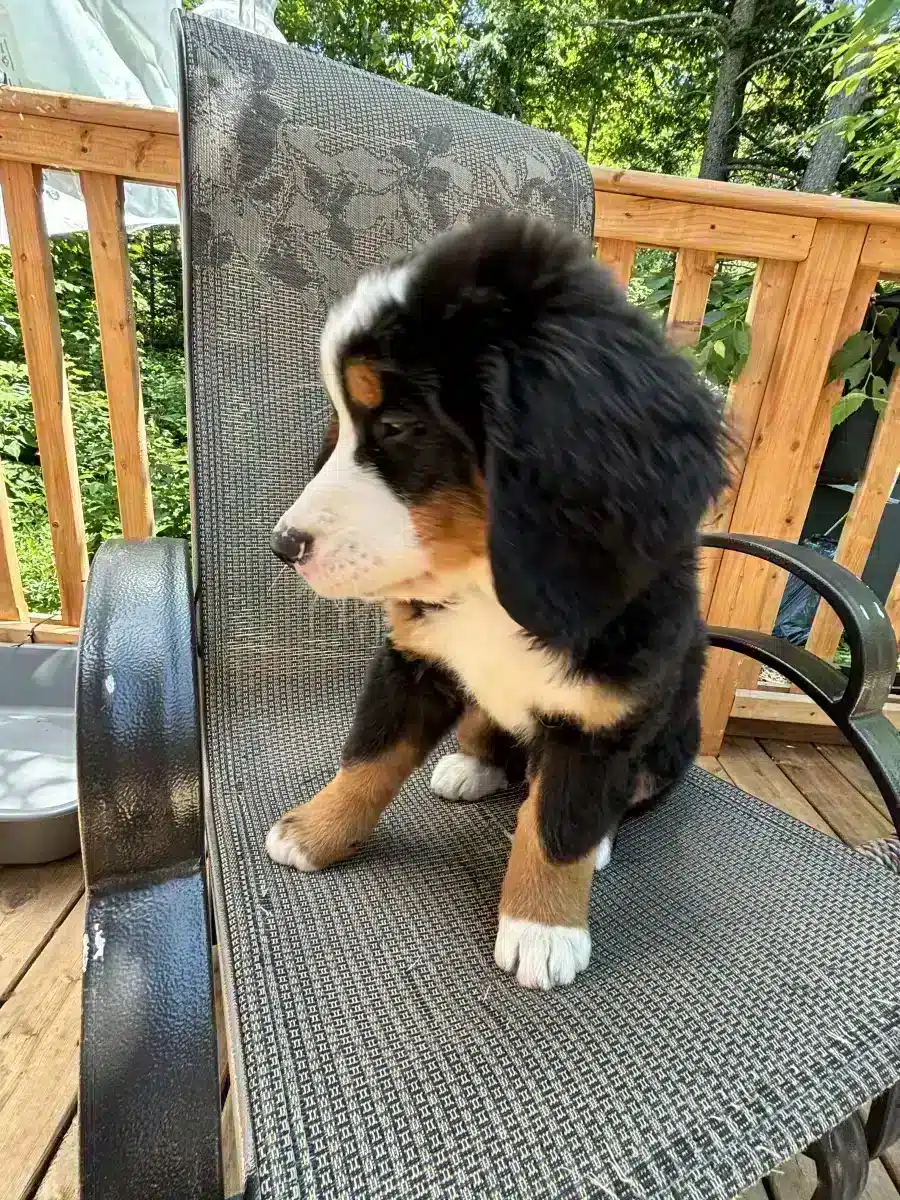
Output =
[{"x1": 0, "y1": 0, "x2": 283, "y2": 240}]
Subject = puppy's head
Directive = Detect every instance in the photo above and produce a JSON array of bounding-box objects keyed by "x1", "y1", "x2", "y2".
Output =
[{"x1": 272, "y1": 215, "x2": 727, "y2": 636}]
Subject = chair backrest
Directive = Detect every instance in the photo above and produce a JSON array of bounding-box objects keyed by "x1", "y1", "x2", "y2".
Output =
[{"x1": 178, "y1": 12, "x2": 593, "y2": 670}]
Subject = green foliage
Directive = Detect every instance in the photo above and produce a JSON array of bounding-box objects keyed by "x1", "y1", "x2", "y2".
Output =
[
  {"x1": 827, "y1": 287, "x2": 900, "y2": 427},
  {"x1": 635, "y1": 260, "x2": 754, "y2": 391},
  {"x1": 0, "y1": 352, "x2": 189, "y2": 613}
]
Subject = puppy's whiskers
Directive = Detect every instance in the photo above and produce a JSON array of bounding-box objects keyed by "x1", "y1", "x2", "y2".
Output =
[{"x1": 267, "y1": 564, "x2": 291, "y2": 596}]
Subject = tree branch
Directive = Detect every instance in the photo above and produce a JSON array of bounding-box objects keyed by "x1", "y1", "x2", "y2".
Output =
[
  {"x1": 734, "y1": 45, "x2": 811, "y2": 81},
  {"x1": 577, "y1": 13, "x2": 727, "y2": 33}
]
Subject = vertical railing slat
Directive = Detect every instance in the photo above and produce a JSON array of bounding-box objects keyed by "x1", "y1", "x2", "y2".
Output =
[
  {"x1": 595, "y1": 237, "x2": 636, "y2": 291},
  {"x1": 81, "y1": 172, "x2": 154, "y2": 539},
  {"x1": 806, "y1": 368, "x2": 900, "y2": 661},
  {"x1": 0, "y1": 460, "x2": 27, "y2": 621},
  {"x1": 700, "y1": 219, "x2": 869, "y2": 754},
  {"x1": 700, "y1": 258, "x2": 797, "y2": 614},
  {"x1": 666, "y1": 248, "x2": 717, "y2": 348},
  {"x1": 0, "y1": 160, "x2": 88, "y2": 625}
]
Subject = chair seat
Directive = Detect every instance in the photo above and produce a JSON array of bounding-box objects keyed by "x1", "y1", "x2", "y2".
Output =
[{"x1": 208, "y1": 658, "x2": 900, "y2": 1199}]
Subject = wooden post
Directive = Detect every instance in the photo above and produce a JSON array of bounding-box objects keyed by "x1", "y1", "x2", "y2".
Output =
[
  {"x1": 666, "y1": 248, "x2": 716, "y2": 348},
  {"x1": 886, "y1": 570, "x2": 899, "y2": 642},
  {"x1": 739, "y1": 263, "x2": 881, "y2": 691},
  {"x1": 804, "y1": 280, "x2": 897, "y2": 662},
  {"x1": 595, "y1": 238, "x2": 636, "y2": 290},
  {"x1": 700, "y1": 219, "x2": 868, "y2": 754},
  {"x1": 0, "y1": 460, "x2": 28, "y2": 621},
  {"x1": 81, "y1": 172, "x2": 154, "y2": 539},
  {"x1": 0, "y1": 160, "x2": 88, "y2": 625},
  {"x1": 699, "y1": 259, "x2": 797, "y2": 615}
]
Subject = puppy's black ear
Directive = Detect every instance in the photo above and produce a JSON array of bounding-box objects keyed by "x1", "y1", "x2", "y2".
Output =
[{"x1": 482, "y1": 247, "x2": 727, "y2": 646}]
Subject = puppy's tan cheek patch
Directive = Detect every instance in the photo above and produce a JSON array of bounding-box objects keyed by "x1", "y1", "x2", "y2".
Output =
[
  {"x1": 276, "y1": 742, "x2": 419, "y2": 867},
  {"x1": 499, "y1": 781, "x2": 594, "y2": 928},
  {"x1": 410, "y1": 482, "x2": 488, "y2": 574},
  {"x1": 344, "y1": 361, "x2": 383, "y2": 409}
]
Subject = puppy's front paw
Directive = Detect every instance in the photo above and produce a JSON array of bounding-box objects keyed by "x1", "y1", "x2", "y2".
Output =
[
  {"x1": 265, "y1": 813, "x2": 322, "y2": 872},
  {"x1": 494, "y1": 916, "x2": 591, "y2": 990},
  {"x1": 430, "y1": 752, "x2": 507, "y2": 802},
  {"x1": 265, "y1": 802, "x2": 363, "y2": 872}
]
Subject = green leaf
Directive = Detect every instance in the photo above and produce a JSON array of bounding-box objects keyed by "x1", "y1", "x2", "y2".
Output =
[
  {"x1": 828, "y1": 330, "x2": 874, "y2": 381},
  {"x1": 888, "y1": 342, "x2": 900, "y2": 365},
  {"x1": 843, "y1": 359, "x2": 870, "y2": 388},
  {"x1": 873, "y1": 395, "x2": 888, "y2": 414},
  {"x1": 831, "y1": 390, "x2": 867, "y2": 429},
  {"x1": 871, "y1": 375, "x2": 888, "y2": 398},
  {"x1": 856, "y1": 0, "x2": 899, "y2": 37},
  {"x1": 713, "y1": 340, "x2": 726, "y2": 358},
  {"x1": 732, "y1": 325, "x2": 750, "y2": 358},
  {"x1": 875, "y1": 309, "x2": 895, "y2": 333},
  {"x1": 808, "y1": 6, "x2": 852, "y2": 34},
  {"x1": 702, "y1": 309, "x2": 728, "y2": 326}
]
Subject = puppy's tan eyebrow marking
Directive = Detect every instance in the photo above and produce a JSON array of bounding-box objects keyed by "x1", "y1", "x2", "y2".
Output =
[{"x1": 344, "y1": 361, "x2": 383, "y2": 409}]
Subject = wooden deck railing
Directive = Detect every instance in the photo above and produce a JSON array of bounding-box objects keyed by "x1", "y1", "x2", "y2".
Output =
[
  {"x1": 0, "y1": 87, "x2": 897, "y2": 752},
  {"x1": 0, "y1": 88, "x2": 178, "y2": 643}
]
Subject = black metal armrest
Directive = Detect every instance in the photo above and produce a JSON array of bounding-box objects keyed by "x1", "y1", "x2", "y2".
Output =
[
  {"x1": 703, "y1": 532, "x2": 900, "y2": 834},
  {"x1": 77, "y1": 538, "x2": 221, "y2": 1200}
]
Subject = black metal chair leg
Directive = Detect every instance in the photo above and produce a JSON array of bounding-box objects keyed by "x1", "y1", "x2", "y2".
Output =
[
  {"x1": 807, "y1": 1112, "x2": 869, "y2": 1200},
  {"x1": 867, "y1": 1084, "x2": 900, "y2": 1158}
]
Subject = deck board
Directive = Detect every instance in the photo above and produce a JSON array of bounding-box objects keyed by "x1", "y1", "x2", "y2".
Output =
[
  {"x1": 768, "y1": 1152, "x2": 900, "y2": 1199},
  {"x1": 884, "y1": 1142, "x2": 900, "y2": 1191},
  {"x1": 761, "y1": 741, "x2": 894, "y2": 842},
  {"x1": 817, "y1": 743, "x2": 893, "y2": 822},
  {"x1": 11, "y1": 740, "x2": 900, "y2": 1200},
  {"x1": 714, "y1": 737, "x2": 835, "y2": 836},
  {"x1": 33, "y1": 1117, "x2": 78, "y2": 1200},
  {"x1": 0, "y1": 898, "x2": 83, "y2": 1200},
  {"x1": 0, "y1": 856, "x2": 83, "y2": 1002}
]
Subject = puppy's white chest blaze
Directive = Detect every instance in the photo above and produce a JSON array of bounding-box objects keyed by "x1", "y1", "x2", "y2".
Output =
[{"x1": 393, "y1": 590, "x2": 631, "y2": 736}]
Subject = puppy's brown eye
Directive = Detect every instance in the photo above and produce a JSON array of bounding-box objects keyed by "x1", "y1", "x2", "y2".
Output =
[{"x1": 376, "y1": 415, "x2": 422, "y2": 441}]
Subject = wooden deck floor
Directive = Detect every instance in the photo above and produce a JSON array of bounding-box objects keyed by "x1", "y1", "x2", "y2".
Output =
[{"x1": 2, "y1": 738, "x2": 898, "y2": 1200}]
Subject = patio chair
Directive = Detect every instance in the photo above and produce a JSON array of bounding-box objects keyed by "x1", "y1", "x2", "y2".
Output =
[{"x1": 77, "y1": 13, "x2": 900, "y2": 1199}]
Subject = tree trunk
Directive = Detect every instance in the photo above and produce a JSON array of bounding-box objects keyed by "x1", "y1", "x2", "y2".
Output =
[
  {"x1": 801, "y1": 57, "x2": 870, "y2": 193},
  {"x1": 584, "y1": 96, "x2": 598, "y2": 162},
  {"x1": 699, "y1": 0, "x2": 757, "y2": 181}
]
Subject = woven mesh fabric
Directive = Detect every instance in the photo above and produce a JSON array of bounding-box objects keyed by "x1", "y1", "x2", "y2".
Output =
[
  {"x1": 858, "y1": 838, "x2": 900, "y2": 875},
  {"x1": 180, "y1": 15, "x2": 900, "y2": 1199}
]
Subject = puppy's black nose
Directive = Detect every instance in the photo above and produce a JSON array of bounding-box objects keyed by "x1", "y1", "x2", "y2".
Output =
[{"x1": 271, "y1": 527, "x2": 312, "y2": 565}]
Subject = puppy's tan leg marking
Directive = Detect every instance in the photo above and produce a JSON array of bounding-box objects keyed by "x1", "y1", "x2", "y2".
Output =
[
  {"x1": 431, "y1": 704, "x2": 508, "y2": 802},
  {"x1": 456, "y1": 704, "x2": 497, "y2": 759},
  {"x1": 266, "y1": 742, "x2": 419, "y2": 871},
  {"x1": 495, "y1": 779, "x2": 594, "y2": 989}
]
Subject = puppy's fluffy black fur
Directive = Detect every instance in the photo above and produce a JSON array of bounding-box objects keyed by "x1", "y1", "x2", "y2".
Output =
[{"x1": 321, "y1": 214, "x2": 728, "y2": 861}]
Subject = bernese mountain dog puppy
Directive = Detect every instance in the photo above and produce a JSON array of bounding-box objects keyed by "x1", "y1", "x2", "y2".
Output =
[{"x1": 267, "y1": 214, "x2": 727, "y2": 991}]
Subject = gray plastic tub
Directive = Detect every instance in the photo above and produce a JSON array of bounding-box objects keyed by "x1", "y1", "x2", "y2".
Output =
[{"x1": 0, "y1": 643, "x2": 80, "y2": 864}]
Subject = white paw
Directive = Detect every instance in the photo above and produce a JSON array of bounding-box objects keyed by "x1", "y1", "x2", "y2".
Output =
[
  {"x1": 494, "y1": 916, "x2": 591, "y2": 990},
  {"x1": 265, "y1": 820, "x2": 318, "y2": 871},
  {"x1": 430, "y1": 752, "x2": 507, "y2": 802},
  {"x1": 594, "y1": 835, "x2": 614, "y2": 872}
]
